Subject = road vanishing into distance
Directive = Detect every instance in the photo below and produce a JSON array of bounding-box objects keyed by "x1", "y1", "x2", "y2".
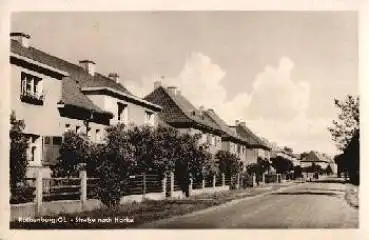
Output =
[{"x1": 139, "y1": 179, "x2": 358, "y2": 228}]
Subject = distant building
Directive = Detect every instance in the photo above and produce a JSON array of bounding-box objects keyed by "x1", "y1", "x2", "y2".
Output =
[
  {"x1": 300, "y1": 151, "x2": 336, "y2": 172},
  {"x1": 203, "y1": 109, "x2": 249, "y2": 170},
  {"x1": 229, "y1": 121, "x2": 271, "y2": 165},
  {"x1": 144, "y1": 82, "x2": 224, "y2": 155}
]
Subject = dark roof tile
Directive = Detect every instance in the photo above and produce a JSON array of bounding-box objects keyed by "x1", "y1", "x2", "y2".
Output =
[
  {"x1": 10, "y1": 39, "x2": 134, "y2": 115},
  {"x1": 144, "y1": 86, "x2": 221, "y2": 133}
]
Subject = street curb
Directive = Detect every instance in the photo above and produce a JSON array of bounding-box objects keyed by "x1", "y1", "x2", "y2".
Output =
[{"x1": 138, "y1": 182, "x2": 306, "y2": 227}]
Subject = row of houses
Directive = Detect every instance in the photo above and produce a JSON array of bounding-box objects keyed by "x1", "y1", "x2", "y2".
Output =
[{"x1": 9, "y1": 32, "x2": 334, "y2": 178}]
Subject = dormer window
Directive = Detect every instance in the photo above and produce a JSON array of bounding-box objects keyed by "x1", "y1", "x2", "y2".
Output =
[
  {"x1": 20, "y1": 72, "x2": 44, "y2": 105},
  {"x1": 145, "y1": 111, "x2": 155, "y2": 126}
]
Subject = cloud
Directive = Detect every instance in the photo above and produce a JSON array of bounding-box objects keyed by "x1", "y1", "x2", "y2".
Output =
[
  {"x1": 247, "y1": 57, "x2": 310, "y2": 121},
  {"x1": 126, "y1": 52, "x2": 240, "y2": 113},
  {"x1": 126, "y1": 53, "x2": 336, "y2": 154}
]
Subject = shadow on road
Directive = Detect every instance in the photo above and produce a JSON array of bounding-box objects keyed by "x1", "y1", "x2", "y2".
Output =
[{"x1": 273, "y1": 191, "x2": 338, "y2": 196}]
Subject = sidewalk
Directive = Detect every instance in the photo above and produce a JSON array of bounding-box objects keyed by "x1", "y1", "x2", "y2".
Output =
[{"x1": 187, "y1": 180, "x2": 298, "y2": 203}]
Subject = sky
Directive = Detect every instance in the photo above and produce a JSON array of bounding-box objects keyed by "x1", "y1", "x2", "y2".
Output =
[{"x1": 11, "y1": 11, "x2": 358, "y2": 156}]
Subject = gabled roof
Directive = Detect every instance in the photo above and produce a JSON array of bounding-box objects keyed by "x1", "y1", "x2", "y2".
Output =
[
  {"x1": 11, "y1": 39, "x2": 159, "y2": 114},
  {"x1": 203, "y1": 109, "x2": 248, "y2": 144},
  {"x1": 61, "y1": 76, "x2": 113, "y2": 115},
  {"x1": 231, "y1": 123, "x2": 271, "y2": 150},
  {"x1": 301, "y1": 151, "x2": 330, "y2": 163},
  {"x1": 144, "y1": 86, "x2": 221, "y2": 134},
  {"x1": 11, "y1": 40, "x2": 113, "y2": 117}
]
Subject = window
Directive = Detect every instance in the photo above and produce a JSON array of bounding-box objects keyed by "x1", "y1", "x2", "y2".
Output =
[
  {"x1": 27, "y1": 135, "x2": 40, "y2": 164},
  {"x1": 211, "y1": 135, "x2": 216, "y2": 146},
  {"x1": 86, "y1": 127, "x2": 92, "y2": 139},
  {"x1": 31, "y1": 146, "x2": 36, "y2": 162},
  {"x1": 65, "y1": 123, "x2": 71, "y2": 132},
  {"x1": 76, "y1": 126, "x2": 81, "y2": 134},
  {"x1": 44, "y1": 136, "x2": 51, "y2": 144},
  {"x1": 96, "y1": 129, "x2": 101, "y2": 142},
  {"x1": 145, "y1": 111, "x2": 155, "y2": 126},
  {"x1": 117, "y1": 103, "x2": 128, "y2": 123},
  {"x1": 20, "y1": 72, "x2": 44, "y2": 105},
  {"x1": 206, "y1": 134, "x2": 212, "y2": 145},
  {"x1": 53, "y1": 136, "x2": 62, "y2": 145}
]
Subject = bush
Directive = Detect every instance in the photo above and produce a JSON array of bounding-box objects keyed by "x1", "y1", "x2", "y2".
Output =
[
  {"x1": 240, "y1": 171, "x2": 253, "y2": 188},
  {"x1": 215, "y1": 150, "x2": 242, "y2": 190},
  {"x1": 96, "y1": 123, "x2": 136, "y2": 207},
  {"x1": 271, "y1": 156, "x2": 293, "y2": 174},
  {"x1": 51, "y1": 130, "x2": 92, "y2": 177},
  {"x1": 126, "y1": 125, "x2": 214, "y2": 196},
  {"x1": 10, "y1": 183, "x2": 35, "y2": 204},
  {"x1": 293, "y1": 165, "x2": 303, "y2": 178},
  {"x1": 10, "y1": 111, "x2": 29, "y2": 202}
]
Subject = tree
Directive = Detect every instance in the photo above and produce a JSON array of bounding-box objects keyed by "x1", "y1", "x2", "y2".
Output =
[
  {"x1": 271, "y1": 156, "x2": 293, "y2": 174},
  {"x1": 293, "y1": 165, "x2": 303, "y2": 178},
  {"x1": 283, "y1": 147, "x2": 293, "y2": 154},
  {"x1": 325, "y1": 165, "x2": 333, "y2": 175},
  {"x1": 343, "y1": 130, "x2": 359, "y2": 185},
  {"x1": 10, "y1": 111, "x2": 29, "y2": 197},
  {"x1": 96, "y1": 123, "x2": 136, "y2": 206},
  {"x1": 216, "y1": 150, "x2": 241, "y2": 177},
  {"x1": 216, "y1": 150, "x2": 242, "y2": 189},
  {"x1": 328, "y1": 95, "x2": 359, "y2": 151}
]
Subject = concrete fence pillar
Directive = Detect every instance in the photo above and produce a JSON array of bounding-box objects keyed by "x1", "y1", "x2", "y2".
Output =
[
  {"x1": 162, "y1": 174, "x2": 167, "y2": 198},
  {"x1": 236, "y1": 173, "x2": 240, "y2": 189},
  {"x1": 222, "y1": 173, "x2": 225, "y2": 186},
  {"x1": 202, "y1": 178, "x2": 205, "y2": 189},
  {"x1": 34, "y1": 168, "x2": 43, "y2": 216},
  {"x1": 262, "y1": 173, "x2": 266, "y2": 183},
  {"x1": 79, "y1": 168, "x2": 87, "y2": 207},
  {"x1": 213, "y1": 175, "x2": 216, "y2": 190},
  {"x1": 142, "y1": 173, "x2": 147, "y2": 199},
  {"x1": 252, "y1": 174, "x2": 257, "y2": 187},
  {"x1": 170, "y1": 172, "x2": 174, "y2": 197}
]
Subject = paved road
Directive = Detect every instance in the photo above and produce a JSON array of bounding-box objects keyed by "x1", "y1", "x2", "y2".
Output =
[{"x1": 139, "y1": 179, "x2": 358, "y2": 228}]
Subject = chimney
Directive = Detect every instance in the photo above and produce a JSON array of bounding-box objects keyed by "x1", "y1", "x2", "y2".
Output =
[
  {"x1": 167, "y1": 86, "x2": 177, "y2": 95},
  {"x1": 79, "y1": 60, "x2": 96, "y2": 76},
  {"x1": 10, "y1": 32, "x2": 30, "y2": 48},
  {"x1": 199, "y1": 105, "x2": 205, "y2": 113},
  {"x1": 108, "y1": 73, "x2": 120, "y2": 83},
  {"x1": 154, "y1": 81, "x2": 161, "y2": 89}
]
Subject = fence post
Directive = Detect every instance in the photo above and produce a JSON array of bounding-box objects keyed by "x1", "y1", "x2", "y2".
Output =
[
  {"x1": 252, "y1": 173, "x2": 257, "y2": 187},
  {"x1": 236, "y1": 173, "x2": 240, "y2": 189},
  {"x1": 202, "y1": 178, "x2": 205, "y2": 189},
  {"x1": 79, "y1": 166, "x2": 87, "y2": 208},
  {"x1": 262, "y1": 173, "x2": 266, "y2": 184},
  {"x1": 142, "y1": 173, "x2": 147, "y2": 200},
  {"x1": 170, "y1": 172, "x2": 174, "y2": 197},
  {"x1": 189, "y1": 178, "x2": 193, "y2": 196},
  {"x1": 222, "y1": 173, "x2": 225, "y2": 186},
  {"x1": 34, "y1": 168, "x2": 43, "y2": 216},
  {"x1": 213, "y1": 174, "x2": 216, "y2": 190},
  {"x1": 162, "y1": 174, "x2": 167, "y2": 199}
]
